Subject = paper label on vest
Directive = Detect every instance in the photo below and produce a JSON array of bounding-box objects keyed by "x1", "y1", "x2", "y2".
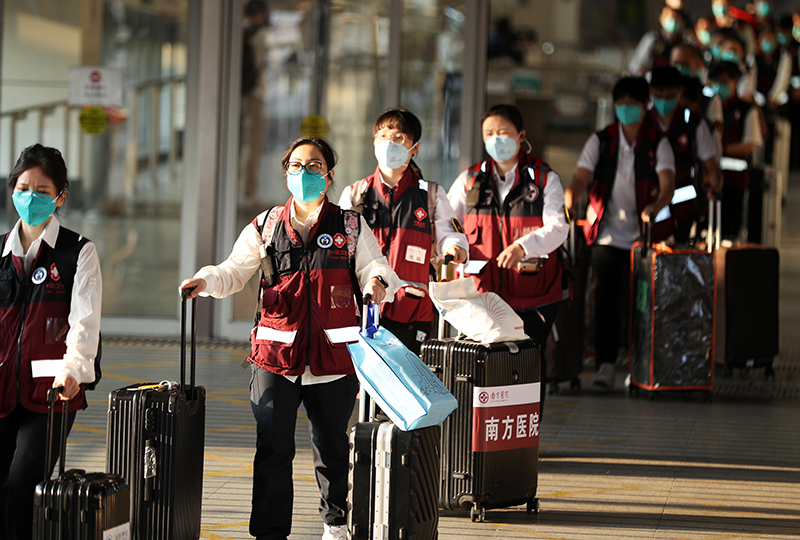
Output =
[
  {"x1": 405, "y1": 245, "x2": 426, "y2": 264},
  {"x1": 463, "y1": 260, "x2": 488, "y2": 274},
  {"x1": 586, "y1": 205, "x2": 598, "y2": 226},
  {"x1": 103, "y1": 523, "x2": 130, "y2": 540}
]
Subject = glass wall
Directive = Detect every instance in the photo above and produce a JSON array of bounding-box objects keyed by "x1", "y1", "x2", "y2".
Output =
[
  {"x1": 229, "y1": 0, "x2": 390, "y2": 323},
  {"x1": 1, "y1": 0, "x2": 188, "y2": 320}
]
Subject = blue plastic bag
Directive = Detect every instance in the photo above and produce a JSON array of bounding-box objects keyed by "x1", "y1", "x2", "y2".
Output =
[{"x1": 347, "y1": 303, "x2": 458, "y2": 431}]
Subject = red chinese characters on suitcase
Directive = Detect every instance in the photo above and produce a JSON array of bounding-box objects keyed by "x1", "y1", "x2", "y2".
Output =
[{"x1": 471, "y1": 383, "x2": 540, "y2": 452}]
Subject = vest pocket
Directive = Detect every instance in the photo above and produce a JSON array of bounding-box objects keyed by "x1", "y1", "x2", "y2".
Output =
[
  {"x1": 45, "y1": 317, "x2": 69, "y2": 344},
  {"x1": 251, "y1": 325, "x2": 295, "y2": 370},
  {"x1": 319, "y1": 327, "x2": 359, "y2": 374}
]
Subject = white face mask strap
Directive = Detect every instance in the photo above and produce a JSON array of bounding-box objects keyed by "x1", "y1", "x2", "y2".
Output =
[{"x1": 523, "y1": 139, "x2": 532, "y2": 154}]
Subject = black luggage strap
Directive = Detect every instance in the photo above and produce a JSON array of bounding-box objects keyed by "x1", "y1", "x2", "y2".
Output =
[{"x1": 45, "y1": 387, "x2": 69, "y2": 481}]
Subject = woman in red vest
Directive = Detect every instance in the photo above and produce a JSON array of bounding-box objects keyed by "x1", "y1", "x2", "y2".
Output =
[
  {"x1": 180, "y1": 137, "x2": 400, "y2": 540},
  {"x1": 339, "y1": 108, "x2": 468, "y2": 354},
  {"x1": 0, "y1": 144, "x2": 102, "y2": 540},
  {"x1": 447, "y1": 104, "x2": 569, "y2": 396}
]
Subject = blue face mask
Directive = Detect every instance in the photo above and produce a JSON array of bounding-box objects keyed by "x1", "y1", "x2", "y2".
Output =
[
  {"x1": 755, "y1": 1, "x2": 770, "y2": 17},
  {"x1": 720, "y1": 49, "x2": 741, "y2": 64},
  {"x1": 712, "y1": 3, "x2": 728, "y2": 18},
  {"x1": 615, "y1": 104, "x2": 642, "y2": 126},
  {"x1": 777, "y1": 33, "x2": 789, "y2": 46},
  {"x1": 484, "y1": 134, "x2": 520, "y2": 162},
  {"x1": 287, "y1": 169, "x2": 328, "y2": 204},
  {"x1": 12, "y1": 190, "x2": 59, "y2": 227},
  {"x1": 662, "y1": 17, "x2": 678, "y2": 35},
  {"x1": 674, "y1": 64, "x2": 694, "y2": 77},
  {"x1": 711, "y1": 44, "x2": 722, "y2": 60},
  {"x1": 697, "y1": 29, "x2": 712, "y2": 46},
  {"x1": 712, "y1": 82, "x2": 732, "y2": 101},
  {"x1": 760, "y1": 39, "x2": 777, "y2": 55},
  {"x1": 652, "y1": 97, "x2": 679, "y2": 117}
]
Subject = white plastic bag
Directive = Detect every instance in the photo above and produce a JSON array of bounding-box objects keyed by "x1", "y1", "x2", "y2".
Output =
[{"x1": 429, "y1": 279, "x2": 528, "y2": 343}]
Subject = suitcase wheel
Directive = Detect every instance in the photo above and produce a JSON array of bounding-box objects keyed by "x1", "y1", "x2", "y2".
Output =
[
  {"x1": 526, "y1": 496, "x2": 540, "y2": 515},
  {"x1": 470, "y1": 504, "x2": 486, "y2": 522}
]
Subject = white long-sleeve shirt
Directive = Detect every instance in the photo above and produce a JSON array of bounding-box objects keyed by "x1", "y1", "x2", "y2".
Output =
[
  {"x1": 338, "y1": 179, "x2": 469, "y2": 262},
  {"x1": 447, "y1": 163, "x2": 570, "y2": 258},
  {"x1": 194, "y1": 199, "x2": 402, "y2": 385},
  {"x1": 3, "y1": 216, "x2": 102, "y2": 385}
]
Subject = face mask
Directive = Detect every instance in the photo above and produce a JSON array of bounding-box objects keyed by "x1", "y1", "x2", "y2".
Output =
[
  {"x1": 711, "y1": 44, "x2": 722, "y2": 60},
  {"x1": 697, "y1": 29, "x2": 712, "y2": 46},
  {"x1": 652, "y1": 97, "x2": 679, "y2": 117},
  {"x1": 793, "y1": 26, "x2": 800, "y2": 42},
  {"x1": 755, "y1": 1, "x2": 770, "y2": 17},
  {"x1": 720, "y1": 50, "x2": 741, "y2": 64},
  {"x1": 12, "y1": 190, "x2": 59, "y2": 227},
  {"x1": 760, "y1": 39, "x2": 777, "y2": 55},
  {"x1": 484, "y1": 134, "x2": 520, "y2": 162},
  {"x1": 615, "y1": 104, "x2": 642, "y2": 126},
  {"x1": 374, "y1": 140, "x2": 415, "y2": 170},
  {"x1": 674, "y1": 64, "x2": 694, "y2": 77},
  {"x1": 287, "y1": 169, "x2": 328, "y2": 204},
  {"x1": 712, "y1": 82, "x2": 732, "y2": 101},
  {"x1": 662, "y1": 17, "x2": 678, "y2": 34},
  {"x1": 777, "y1": 33, "x2": 789, "y2": 46},
  {"x1": 712, "y1": 3, "x2": 728, "y2": 18}
]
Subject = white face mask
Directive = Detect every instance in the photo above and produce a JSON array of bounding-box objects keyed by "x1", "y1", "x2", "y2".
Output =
[
  {"x1": 484, "y1": 133, "x2": 520, "y2": 163},
  {"x1": 374, "y1": 139, "x2": 417, "y2": 170}
]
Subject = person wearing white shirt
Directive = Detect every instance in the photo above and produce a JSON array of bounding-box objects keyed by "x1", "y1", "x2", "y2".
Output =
[
  {"x1": 648, "y1": 66, "x2": 721, "y2": 242},
  {"x1": 0, "y1": 144, "x2": 102, "y2": 540},
  {"x1": 565, "y1": 78, "x2": 675, "y2": 390},
  {"x1": 338, "y1": 109, "x2": 468, "y2": 354},
  {"x1": 180, "y1": 137, "x2": 401, "y2": 540},
  {"x1": 448, "y1": 104, "x2": 568, "y2": 404}
]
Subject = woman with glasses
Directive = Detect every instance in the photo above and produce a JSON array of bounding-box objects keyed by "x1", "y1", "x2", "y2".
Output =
[
  {"x1": 1, "y1": 144, "x2": 102, "y2": 540},
  {"x1": 180, "y1": 137, "x2": 400, "y2": 540},
  {"x1": 338, "y1": 108, "x2": 468, "y2": 354}
]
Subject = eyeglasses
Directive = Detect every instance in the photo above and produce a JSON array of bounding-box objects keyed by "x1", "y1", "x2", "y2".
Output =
[
  {"x1": 374, "y1": 131, "x2": 407, "y2": 146},
  {"x1": 286, "y1": 161, "x2": 325, "y2": 175}
]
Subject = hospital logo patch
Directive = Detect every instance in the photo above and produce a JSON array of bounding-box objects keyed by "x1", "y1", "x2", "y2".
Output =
[
  {"x1": 415, "y1": 207, "x2": 427, "y2": 221},
  {"x1": 333, "y1": 233, "x2": 347, "y2": 248},
  {"x1": 678, "y1": 134, "x2": 689, "y2": 148},
  {"x1": 50, "y1": 263, "x2": 61, "y2": 281},
  {"x1": 32, "y1": 267, "x2": 47, "y2": 285},
  {"x1": 317, "y1": 234, "x2": 333, "y2": 249},
  {"x1": 523, "y1": 183, "x2": 540, "y2": 203}
]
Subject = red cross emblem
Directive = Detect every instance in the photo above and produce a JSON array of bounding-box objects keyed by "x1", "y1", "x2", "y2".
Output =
[
  {"x1": 333, "y1": 233, "x2": 346, "y2": 248},
  {"x1": 415, "y1": 207, "x2": 427, "y2": 221},
  {"x1": 678, "y1": 134, "x2": 689, "y2": 148},
  {"x1": 49, "y1": 263, "x2": 61, "y2": 281}
]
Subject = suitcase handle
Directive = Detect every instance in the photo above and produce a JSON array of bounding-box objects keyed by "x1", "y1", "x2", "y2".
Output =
[
  {"x1": 44, "y1": 387, "x2": 69, "y2": 481},
  {"x1": 358, "y1": 297, "x2": 378, "y2": 424},
  {"x1": 707, "y1": 196, "x2": 722, "y2": 253},
  {"x1": 180, "y1": 288, "x2": 198, "y2": 400}
]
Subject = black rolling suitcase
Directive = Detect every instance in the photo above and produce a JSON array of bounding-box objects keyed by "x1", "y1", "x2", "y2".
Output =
[
  {"x1": 34, "y1": 388, "x2": 130, "y2": 540},
  {"x1": 106, "y1": 291, "x2": 206, "y2": 540},
  {"x1": 347, "y1": 299, "x2": 440, "y2": 540},
  {"x1": 628, "y1": 202, "x2": 717, "y2": 398},
  {"x1": 545, "y1": 219, "x2": 587, "y2": 394},
  {"x1": 420, "y1": 337, "x2": 541, "y2": 522}
]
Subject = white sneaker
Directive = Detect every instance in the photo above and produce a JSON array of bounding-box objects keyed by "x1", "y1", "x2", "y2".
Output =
[
  {"x1": 322, "y1": 524, "x2": 348, "y2": 540},
  {"x1": 593, "y1": 363, "x2": 616, "y2": 389}
]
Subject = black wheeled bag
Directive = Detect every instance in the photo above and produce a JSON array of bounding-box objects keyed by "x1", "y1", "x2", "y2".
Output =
[
  {"x1": 420, "y1": 338, "x2": 541, "y2": 522},
  {"x1": 347, "y1": 299, "x2": 440, "y2": 540},
  {"x1": 33, "y1": 388, "x2": 130, "y2": 540},
  {"x1": 106, "y1": 292, "x2": 206, "y2": 540}
]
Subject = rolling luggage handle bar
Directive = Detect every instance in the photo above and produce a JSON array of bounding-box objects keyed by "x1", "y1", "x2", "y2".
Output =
[
  {"x1": 44, "y1": 387, "x2": 68, "y2": 481},
  {"x1": 358, "y1": 295, "x2": 378, "y2": 423},
  {"x1": 180, "y1": 288, "x2": 198, "y2": 400},
  {"x1": 707, "y1": 195, "x2": 722, "y2": 254}
]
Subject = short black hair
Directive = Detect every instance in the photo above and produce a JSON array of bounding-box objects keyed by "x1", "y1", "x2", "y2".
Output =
[
  {"x1": 281, "y1": 137, "x2": 338, "y2": 176},
  {"x1": 718, "y1": 27, "x2": 745, "y2": 51},
  {"x1": 708, "y1": 60, "x2": 742, "y2": 81},
  {"x1": 8, "y1": 144, "x2": 69, "y2": 197},
  {"x1": 672, "y1": 42, "x2": 704, "y2": 64},
  {"x1": 778, "y1": 14, "x2": 793, "y2": 31},
  {"x1": 372, "y1": 108, "x2": 422, "y2": 144},
  {"x1": 245, "y1": 0, "x2": 266, "y2": 17},
  {"x1": 650, "y1": 66, "x2": 684, "y2": 91},
  {"x1": 612, "y1": 77, "x2": 650, "y2": 105},
  {"x1": 481, "y1": 104, "x2": 524, "y2": 132},
  {"x1": 681, "y1": 76, "x2": 703, "y2": 103}
]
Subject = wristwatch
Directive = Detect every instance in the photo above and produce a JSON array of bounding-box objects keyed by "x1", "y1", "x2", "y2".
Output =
[{"x1": 373, "y1": 274, "x2": 389, "y2": 288}]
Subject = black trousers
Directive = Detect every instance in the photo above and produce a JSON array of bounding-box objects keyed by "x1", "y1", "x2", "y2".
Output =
[
  {"x1": 518, "y1": 302, "x2": 559, "y2": 408},
  {"x1": 591, "y1": 245, "x2": 631, "y2": 369},
  {"x1": 249, "y1": 366, "x2": 358, "y2": 540},
  {"x1": 0, "y1": 404, "x2": 76, "y2": 540}
]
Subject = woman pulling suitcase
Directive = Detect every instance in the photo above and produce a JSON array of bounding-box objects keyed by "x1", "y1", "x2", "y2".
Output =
[
  {"x1": 0, "y1": 144, "x2": 103, "y2": 540},
  {"x1": 179, "y1": 137, "x2": 401, "y2": 540}
]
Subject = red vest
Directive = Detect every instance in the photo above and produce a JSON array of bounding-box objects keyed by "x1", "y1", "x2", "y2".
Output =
[
  {"x1": 461, "y1": 154, "x2": 564, "y2": 310},
  {"x1": 248, "y1": 200, "x2": 360, "y2": 376},
  {"x1": 0, "y1": 228, "x2": 88, "y2": 416},
  {"x1": 645, "y1": 107, "x2": 702, "y2": 221},
  {"x1": 584, "y1": 122, "x2": 673, "y2": 245},
  {"x1": 721, "y1": 97, "x2": 753, "y2": 189},
  {"x1": 353, "y1": 167, "x2": 435, "y2": 323}
]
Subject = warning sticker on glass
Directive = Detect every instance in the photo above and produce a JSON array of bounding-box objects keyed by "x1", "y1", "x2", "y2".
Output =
[{"x1": 405, "y1": 245, "x2": 427, "y2": 264}]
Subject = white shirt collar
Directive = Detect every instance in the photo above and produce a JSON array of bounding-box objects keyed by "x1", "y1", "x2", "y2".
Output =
[
  {"x1": 290, "y1": 200, "x2": 324, "y2": 243},
  {"x1": 618, "y1": 123, "x2": 636, "y2": 151},
  {"x1": 2, "y1": 216, "x2": 61, "y2": 258},
  {"x1": 492, "y1": 162, "x2": 518, "y2": 184}
]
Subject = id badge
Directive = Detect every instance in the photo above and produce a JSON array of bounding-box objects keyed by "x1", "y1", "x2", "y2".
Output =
[{"x1": 405, "y1": 245, "x2": 426, "y2": 264}]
